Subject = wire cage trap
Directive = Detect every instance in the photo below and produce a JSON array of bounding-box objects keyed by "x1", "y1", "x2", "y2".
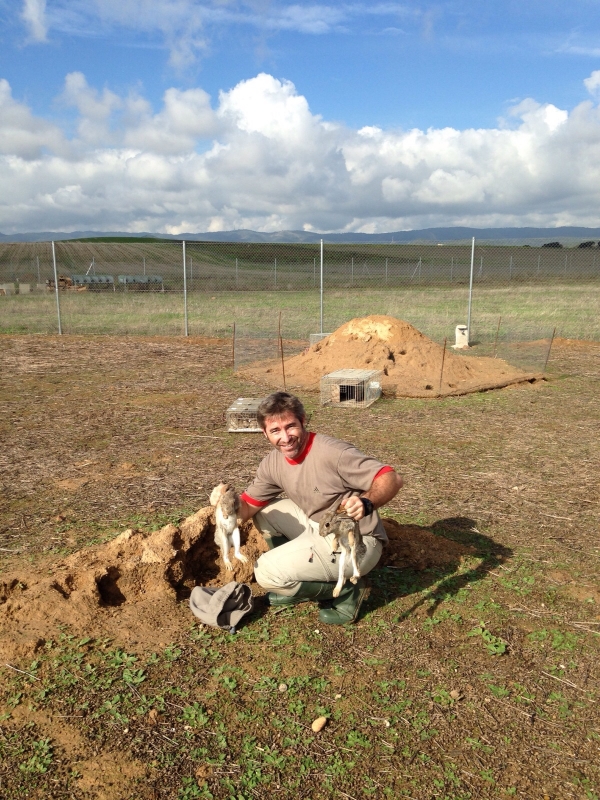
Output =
[
  {"x1": 320, "y1": 369, "x2": 382, "y2": 408},
  {"x1": 226, "y1": 398, "x2": 265, "y2": 433}
]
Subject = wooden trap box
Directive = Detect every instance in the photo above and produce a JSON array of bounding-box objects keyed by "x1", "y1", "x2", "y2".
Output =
[
  {"x1": 226, "y1": 398, "x2": 264, "y2": 433},
  {"x1": 320, "y1": 369, "x2": 382, "y2": 408}
]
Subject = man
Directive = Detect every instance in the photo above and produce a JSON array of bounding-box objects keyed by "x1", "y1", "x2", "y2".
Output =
[{"x1": 238, "y1": 392, "x2": 402, "y2": 624}]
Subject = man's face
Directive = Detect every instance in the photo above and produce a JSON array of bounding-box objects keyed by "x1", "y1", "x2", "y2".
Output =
[{"x1": 262, "y1": 412, "x2": 308, "y2": 459}]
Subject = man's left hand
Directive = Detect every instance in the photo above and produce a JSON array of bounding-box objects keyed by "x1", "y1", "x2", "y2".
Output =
[{"x1": 342, "y1": 496, "x2": 366, "y2": 521}]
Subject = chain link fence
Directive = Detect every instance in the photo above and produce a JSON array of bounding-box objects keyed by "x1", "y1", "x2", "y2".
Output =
[{"x1": 1, "y1": 240, "x2": 599, "y2": 358}]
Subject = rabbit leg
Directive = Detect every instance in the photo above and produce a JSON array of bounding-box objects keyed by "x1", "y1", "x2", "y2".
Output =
[
  {"x1": 215, "y1": 526, "x2": 233, "y2": 570},
  {"x1": 349, "y1": 531, "x2": 362, "y2": 584},
  {"x1": 231, "y1": 526, "x2": 248, "y2": 564},
  {"x1": 333, "y1": 547, "x2": 347, "y2": 597}
]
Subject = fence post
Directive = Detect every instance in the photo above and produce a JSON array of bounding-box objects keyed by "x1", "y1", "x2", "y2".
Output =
[
  {"x1": 51, "y1": 241, "x2": 62, "y2": 335},
  {"x1": 320, "y1": 239, "x2": 324, "y2": 334},
  {"x1": 467, "y1": 237, "x2": 475, "y2": 344},
  {"x1": 183, "y1": 240, "x2": 188, "y2": 337}
]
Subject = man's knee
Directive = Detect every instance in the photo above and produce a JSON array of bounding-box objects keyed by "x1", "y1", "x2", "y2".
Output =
[{"x1": 254, "y1": 551, "x2": 283, "y2": 591}]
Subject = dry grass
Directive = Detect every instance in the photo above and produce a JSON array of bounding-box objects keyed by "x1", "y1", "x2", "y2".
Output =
[{"x1": 2, "y1": 283, "x2": 599, "y2": 345}]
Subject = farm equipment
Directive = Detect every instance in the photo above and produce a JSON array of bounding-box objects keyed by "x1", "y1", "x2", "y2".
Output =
[
  {"x1": 46, "y1": 275, "x2": 86, "y2": 291},
  {"x1": 117, "y1": 275, "x2": 164, "y2": 291},
  {"x1": 71, "y1": 274, "x2": 115, "y2": 291}
]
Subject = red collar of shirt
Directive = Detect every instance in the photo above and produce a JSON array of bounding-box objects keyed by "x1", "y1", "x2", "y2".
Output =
[{"x1": 284, "y1": 431, "x2": 316, "y2": 465}]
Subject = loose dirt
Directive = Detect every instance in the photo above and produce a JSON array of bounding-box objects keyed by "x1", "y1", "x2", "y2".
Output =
[
  {"x1": 241, "y1": 315, "x2": 542, "y2": 397},
  {"x1": 0, "y1": 511, "x2": 472, "y2": 662}
]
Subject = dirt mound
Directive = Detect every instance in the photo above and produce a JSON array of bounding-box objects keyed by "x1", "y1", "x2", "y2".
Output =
[
  {"x1": 0, "y1": 507, "x2": 268, "y2": 660},
  {"x1": 242, "y1": 315, "x2": 542, "y2": 397},
  {"x1": 380, "y1": 518, "x2": 475, "y2": 569}
]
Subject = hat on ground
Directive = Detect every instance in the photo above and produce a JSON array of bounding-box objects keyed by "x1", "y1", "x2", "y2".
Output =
[{"x1": 189, "y1": 581, "x2": 254, "y2": 633}]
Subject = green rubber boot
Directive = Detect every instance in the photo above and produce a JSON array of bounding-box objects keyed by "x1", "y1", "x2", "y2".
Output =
[
  {"x1": 267, "y1": 581, "x2": 337, "y2": 608},
  {"x1": 318, "y1": 578, "x2": 370, "y2": 625}
]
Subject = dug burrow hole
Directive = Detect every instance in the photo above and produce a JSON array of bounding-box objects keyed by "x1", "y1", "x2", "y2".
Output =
[
  {"x1": 96, "y1": 567, "x2": 126, "y2": 607},
  {"x1": 51, "y1": 574, "x2": 75, "y2": 599}
]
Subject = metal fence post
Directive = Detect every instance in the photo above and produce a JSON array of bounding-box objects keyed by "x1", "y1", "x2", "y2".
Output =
[
  {"x1": 183, "y1": 240, "x2": 188, "y2": 337},
  {"x1": 51, "y1": 241, "x2": 62, "y2": 335},
  {"x1": 467, "y1": 237, "x2": 475, "y2": 344},
  {"x1": 320, "y1": 239, "x2": 324, "y2": 334}
]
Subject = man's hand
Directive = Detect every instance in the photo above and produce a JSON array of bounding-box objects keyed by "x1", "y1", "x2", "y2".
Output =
[
  {"x1": 342, "y1": 470, "x2": 403, "y2": 521},
  {"x1": 342, "y1": 495, "x2": 367, "y2": 521}
]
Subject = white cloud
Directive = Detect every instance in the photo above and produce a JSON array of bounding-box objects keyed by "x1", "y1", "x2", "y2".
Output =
[
  {"x1": 0, "y1": 79, "x2": 66, "y2": 158},
  {"x1": 584, "y1": 70, "x2": 600, "y2": 97},
  {"x1": 21, "y1": 0, "x2": 48, "y2": 41},
  {"x1": 2, "y1": 71, "x2": 600, "y2": 233}
]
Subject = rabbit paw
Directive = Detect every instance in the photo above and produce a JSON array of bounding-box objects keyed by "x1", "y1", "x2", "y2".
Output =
[{"x1": 235, "y1": 552, "x2": 248, "y2": 564}]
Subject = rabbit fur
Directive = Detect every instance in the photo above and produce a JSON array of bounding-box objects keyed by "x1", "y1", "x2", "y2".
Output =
[
  {"x1": 209, "y1": 482, "x2": 247, "y2": 570},
  {"x1": 319, "y1": 504, "x2": 367, "y2": 597}
]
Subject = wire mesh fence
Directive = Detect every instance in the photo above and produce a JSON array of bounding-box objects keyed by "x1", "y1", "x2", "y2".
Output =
[
  {"x1": 1, "y1": 240, "x2": 599, "y2": 357},
  {"x1": 2, "y1": 239, "x2": 600, "y2": 291}
]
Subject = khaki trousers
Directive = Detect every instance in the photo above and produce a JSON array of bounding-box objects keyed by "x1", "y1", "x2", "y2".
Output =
[{"x1": 253, "y1": 499, "x2": 383, "y2": 596}]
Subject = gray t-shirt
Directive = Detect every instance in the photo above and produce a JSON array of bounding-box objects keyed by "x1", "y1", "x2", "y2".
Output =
[{"x1": 241, "y1": 433, "x2": 391, "y2": 542}]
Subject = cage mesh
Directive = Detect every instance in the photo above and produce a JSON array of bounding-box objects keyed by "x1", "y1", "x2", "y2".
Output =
[{"x1": 320, "y1": 369, "x2": 383, "y2": 408}]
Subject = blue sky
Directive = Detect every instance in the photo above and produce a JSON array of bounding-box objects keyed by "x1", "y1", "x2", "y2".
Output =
[{"x1": 2, "y1": 1, "x2": 600, "y2": 233}]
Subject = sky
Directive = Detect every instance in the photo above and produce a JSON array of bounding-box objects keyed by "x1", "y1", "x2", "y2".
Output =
[{"x1": 2, "y1": 1, "x2": 600, "y2": 234}]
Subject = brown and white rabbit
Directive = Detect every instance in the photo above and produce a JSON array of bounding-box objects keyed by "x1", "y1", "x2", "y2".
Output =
[
  {"x1": 319, "y1": 504, "x2": 366, "y2": 597},
  {"x1": 209, "y1": 482, "x2": 247, "y2": 570}
]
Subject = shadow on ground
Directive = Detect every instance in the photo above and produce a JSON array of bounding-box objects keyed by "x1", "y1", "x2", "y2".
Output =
[{"x1": 366, "y1": 516, "x2": 512, "y2": 619}]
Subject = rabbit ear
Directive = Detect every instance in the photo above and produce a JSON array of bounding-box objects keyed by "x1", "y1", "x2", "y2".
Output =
[{"x1": 209, "y1": 483, "x2": 227, "y2": 506}]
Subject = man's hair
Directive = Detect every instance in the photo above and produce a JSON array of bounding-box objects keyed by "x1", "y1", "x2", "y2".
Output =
[{"x1": 257, "y1": 392, "x2": 306, "y2": 430}]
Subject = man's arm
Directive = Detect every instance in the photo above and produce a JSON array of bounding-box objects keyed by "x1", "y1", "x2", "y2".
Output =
[
  {"x1": 238, "y1": 497, "x2": 262, "y2": 523},
  {"x1": 343, "y1": 470, "x2": 403, "y2": 521}
]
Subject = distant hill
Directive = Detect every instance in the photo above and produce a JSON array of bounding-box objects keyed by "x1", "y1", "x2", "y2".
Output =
[{"x1": 3, "y1": 226, "x2": 600, "y2": 245}]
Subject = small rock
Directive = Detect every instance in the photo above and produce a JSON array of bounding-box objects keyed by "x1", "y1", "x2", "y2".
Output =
[
  {"x1": 450, "y1": 689, "x2": 463, "y2": 701},
  {"x1": 278, "y1": 683, "x2": 288, "y2": 693},
  {"x1": 311, "y1": 716, "x2": 327, "y2": 733},
  {"x1": 334, "y1": 694, "x2": 342, "y2": 700}
]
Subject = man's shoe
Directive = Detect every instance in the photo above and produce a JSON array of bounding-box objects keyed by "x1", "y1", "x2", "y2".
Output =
[
  {"x1": 267, "y1": 580, "x2": 337, "y2": 607},
  {"x1": 318, "y1": 578, "x2": 370, "y2": 625}
]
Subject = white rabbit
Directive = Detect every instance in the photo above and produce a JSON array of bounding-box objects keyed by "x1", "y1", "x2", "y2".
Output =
[
  {"x1": 209, "y1": 482, "x2": 247, "y2": 570},
  {"x1": 319, "y1": 505, "x2": 367, "y2": 597}
]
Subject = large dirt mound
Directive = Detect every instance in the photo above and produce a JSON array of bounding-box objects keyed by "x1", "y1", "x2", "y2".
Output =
[
  {"x1": 0, "y1": 508, "x2": 268, "y2": 661},
  {"x1": 242, "y1": 315, "x2": 542, "y2": 397}
]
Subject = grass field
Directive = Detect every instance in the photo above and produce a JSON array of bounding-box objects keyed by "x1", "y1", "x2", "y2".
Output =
[
  {"x1": 1, "y1": 284, "x2": 599, "y2": 346},
  {"x1": 0, "y1": 331, "x2": 599, "y2": 799}
]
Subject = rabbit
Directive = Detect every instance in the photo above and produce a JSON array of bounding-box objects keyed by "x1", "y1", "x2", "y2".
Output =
[
  {"x1": 319, "y1": 504, "x2": 367, "y2": 597},
  {"x1": 209, "y1": 482, "x2": 248, "y2": 570}
]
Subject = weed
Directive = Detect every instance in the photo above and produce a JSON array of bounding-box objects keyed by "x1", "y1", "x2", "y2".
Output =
[{"x1": 468, "y1": 622, "x2": 507, "y2": 655}]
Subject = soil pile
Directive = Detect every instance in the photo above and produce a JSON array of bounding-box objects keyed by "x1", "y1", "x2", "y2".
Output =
[
  {"x1": 0, "y1": 508, "x2": 268, "y2": 661},
  {"x1": 242, "y1": 315, "x2": 542, "y2": 397}
]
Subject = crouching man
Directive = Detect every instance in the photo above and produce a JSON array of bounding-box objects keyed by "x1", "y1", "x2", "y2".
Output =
[{"x1": 238, "y1": 392, "x2": 402, "y2": 624}]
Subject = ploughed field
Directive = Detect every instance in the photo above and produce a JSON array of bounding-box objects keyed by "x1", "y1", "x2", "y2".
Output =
[{"x1": 0, "y1": 333, "x2": 599, "y2": 800}]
